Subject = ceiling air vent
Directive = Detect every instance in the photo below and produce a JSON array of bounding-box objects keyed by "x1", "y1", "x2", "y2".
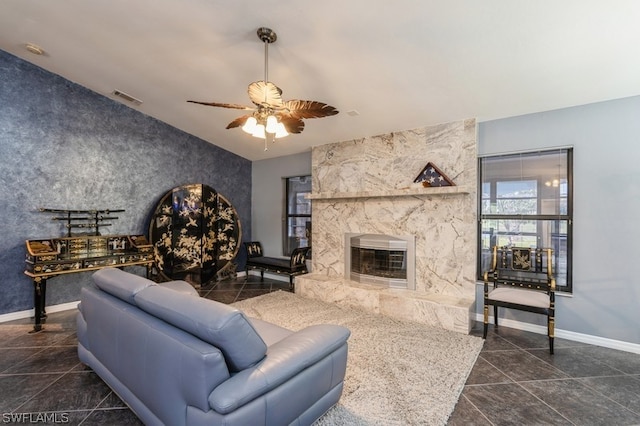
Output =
[{"x1": 112, "y1": 90, "x2": 143, "y2": 106}]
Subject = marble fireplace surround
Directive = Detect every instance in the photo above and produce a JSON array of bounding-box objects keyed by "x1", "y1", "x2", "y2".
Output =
[{"x1": 296, "y1": 119, "x2": 477, "y2": 334}]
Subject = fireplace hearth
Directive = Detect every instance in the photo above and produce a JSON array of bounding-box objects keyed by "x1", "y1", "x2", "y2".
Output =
[{"x1": 345, "y1": 233, "x2": 415, "y2": 290}]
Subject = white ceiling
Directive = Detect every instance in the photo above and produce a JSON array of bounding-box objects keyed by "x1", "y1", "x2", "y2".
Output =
[{"x1": 2, "y1": 1, "x2": 640, "y2": 161}]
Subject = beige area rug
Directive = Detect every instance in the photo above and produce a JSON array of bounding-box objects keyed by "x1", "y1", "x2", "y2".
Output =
[{"x1": 232, "y1": 291, "x2": 483, "y2": 426}]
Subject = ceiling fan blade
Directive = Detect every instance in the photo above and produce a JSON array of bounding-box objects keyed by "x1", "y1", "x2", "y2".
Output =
[
  {"x1": 278, "y1": 116, "x2": 305, "y2": 134},
  {"x1": 187, "y1": 100, "x2": 254, "y2": 110},
  {"x1": 248, "y1": 81, "x2": 284, "y2": 107},
  {"x1": 282, "y1": 100, "x2": 339, "y2": 119},
  {"x1": 226, "y1": 115, "x2": 252, "y2": 129}
]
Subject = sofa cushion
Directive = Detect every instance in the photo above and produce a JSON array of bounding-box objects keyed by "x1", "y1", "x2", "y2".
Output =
[
  {"x1": 92, "y1": 268, "x2": 155, "y2": 305},
  {"x1": 134, "y1": 286, "x2": 267, "y2": 371},
  {"x1": 248, "y1": 318, "x2": 292, "y2": 346},
  {"x1": 158, "y1": 280, "x2": 199, "y2": 296}
]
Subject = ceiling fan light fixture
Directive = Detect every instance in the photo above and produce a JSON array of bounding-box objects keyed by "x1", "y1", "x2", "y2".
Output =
[
  {"x1": 265, "y1": 115, "x2": 278, "y2": 133},
  {"x1": 242, "y1": 116, "x2": 257, "y2": 133},
  {"x1": 187, "y1": 26, "x2": 338, "y2": 151},
  {"x1": 24, "y1": 42, "x2": 46, "y2": 56},
  {"x1": 275, "y1": 122, "x2": 289, "y2": 138},
  {"x1": 252, "y1": 123, "x2": 266, "y2": 139}
]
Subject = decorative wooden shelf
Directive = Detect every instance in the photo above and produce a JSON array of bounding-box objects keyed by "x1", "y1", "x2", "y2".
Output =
[{"x1": 307, "y1": 185, "x2": 471, "y2": 200}]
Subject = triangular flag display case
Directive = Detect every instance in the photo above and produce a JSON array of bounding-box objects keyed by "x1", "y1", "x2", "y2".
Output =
[{"x1": 413, "y1": 162, "x2": 455, "y2": 187}]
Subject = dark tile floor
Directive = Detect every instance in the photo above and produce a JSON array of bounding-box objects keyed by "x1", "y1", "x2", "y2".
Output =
[
  {"x1": 449, "y1": 324, "x2": 640, "y2": 425},
  {"x1": 0, "y1": 275, "x2": 290, "y2": 425},
  {"x1": 2, "y1": 275, "x2": 639, "y2": 425}
]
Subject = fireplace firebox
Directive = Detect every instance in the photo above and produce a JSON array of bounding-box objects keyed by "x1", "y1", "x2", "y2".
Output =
[{"x1": 345, "y1": 233, "x2": 415, "y2": 290}]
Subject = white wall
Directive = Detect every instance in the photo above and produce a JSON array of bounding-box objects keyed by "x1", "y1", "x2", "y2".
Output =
[
  {"x1": 251, "y1": 151, "x2": 311, "y2": 257},
  {"x1": 477, "y1": 95, "x2": 640, "y2": 345}
]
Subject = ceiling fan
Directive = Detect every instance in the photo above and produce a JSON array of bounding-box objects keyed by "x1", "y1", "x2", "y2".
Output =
[{"x1": 188, "y1": 27, "x2": 339, "y2": 150}]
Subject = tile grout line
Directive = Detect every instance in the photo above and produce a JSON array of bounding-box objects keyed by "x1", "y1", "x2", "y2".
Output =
[
  {"x1": 11, "y1": 370, "x2": 72, "y2": 414},
  {"x1": 574, "y1": 376, "x2": 640, "y2": 418},
  {"x1": 457, "y1": 393, "x2": 496, "y2": 425},
  {"x1": 482, "y1": 330, "x2": 640, "y2": 425}
]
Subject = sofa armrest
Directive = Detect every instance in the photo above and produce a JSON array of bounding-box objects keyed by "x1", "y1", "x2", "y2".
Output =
[{"x1": 208, "y1": 324, "x2": 350, "y2": 414}]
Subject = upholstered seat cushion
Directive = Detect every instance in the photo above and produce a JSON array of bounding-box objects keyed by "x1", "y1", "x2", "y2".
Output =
[
  {"x1": 248, "y1": 256, "x2": 291, "y2": 269},
  {"x1": 488, "y1": 287, "x2": 550, "y2": 309},
  {"x1": 134, "y1": 285, "x2": 267, "y2": 371}
]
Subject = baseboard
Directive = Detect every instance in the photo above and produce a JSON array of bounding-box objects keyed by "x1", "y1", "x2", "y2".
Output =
[
  {"x1": 0, "y1": 301, "x2": 80, "y2": 324},
  {"x1": 474, "y1": 313, "x2": 640, "y2": 355}
]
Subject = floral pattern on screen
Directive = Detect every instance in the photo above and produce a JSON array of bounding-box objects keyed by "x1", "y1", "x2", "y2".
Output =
[{"x1": 149, "y1": 184, "x2": 240, "y2": 285}]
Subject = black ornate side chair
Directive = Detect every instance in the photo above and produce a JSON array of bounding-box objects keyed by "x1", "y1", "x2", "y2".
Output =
[{"x1": 483, "y1": 246, "x2": 556, "y2": 354}]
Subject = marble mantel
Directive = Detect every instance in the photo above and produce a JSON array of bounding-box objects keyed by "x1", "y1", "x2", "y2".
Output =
[
  {"x1": 296, "y1": 119, "x2": 478, "y2": 333},
  {"x1": 307, "y1": 185, "x2": 471, "y2": 200}
]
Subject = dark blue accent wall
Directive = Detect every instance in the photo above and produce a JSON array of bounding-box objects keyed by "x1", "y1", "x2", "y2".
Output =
[{"x1": 0, "y1": 50, "x2": 251, "y2": 315}]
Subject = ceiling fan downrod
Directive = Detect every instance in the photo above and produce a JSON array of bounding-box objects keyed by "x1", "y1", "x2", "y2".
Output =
[
  {"x1": 257, "y1": 27, "x2": 277, "y2": 102},
  {"x1": 258, "y1": 27, "x2": 279, "y2": 149}
]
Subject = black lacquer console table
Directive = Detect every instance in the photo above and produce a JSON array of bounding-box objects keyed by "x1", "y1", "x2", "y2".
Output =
[
  {"x1": 24, "y1": 209, "x2": 153, "y2": 332},
  {"x1": 24, "y1": 233, "x2": 153, "y2": 332}
]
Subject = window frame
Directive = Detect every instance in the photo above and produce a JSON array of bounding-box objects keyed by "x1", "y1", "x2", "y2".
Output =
[
  {"x1": 477, "y1": 148, "x2": 573, "y2": 292},
  {"x1": 283, "y1": 175, "x2": 312, "y2": 257}
]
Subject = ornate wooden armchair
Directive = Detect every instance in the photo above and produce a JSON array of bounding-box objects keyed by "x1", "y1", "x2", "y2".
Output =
[{"x1": 483, "y1": 246, "x2": 556, "y2": 354}]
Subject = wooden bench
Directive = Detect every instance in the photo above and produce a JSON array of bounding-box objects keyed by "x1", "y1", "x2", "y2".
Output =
[
  {"x1": 244, "y1": 241, "x2": 310, "y2": 289},
  {"x1": 483, "y1": 246, "x2": 556, "y2": 354}
]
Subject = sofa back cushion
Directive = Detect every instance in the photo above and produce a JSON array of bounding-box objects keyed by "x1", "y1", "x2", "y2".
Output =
[
  {"x1": 78, "y1": 285, "x2": 231, "y2": 420},
  {"x1": 135, "y1": 285, "x2": 267, "y2": 371},
  {"x1": 92, "y1": 268, "x2": 155, "y2": 305}
]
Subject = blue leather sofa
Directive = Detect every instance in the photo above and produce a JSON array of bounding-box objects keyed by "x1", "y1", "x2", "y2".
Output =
[{"x1": 77, "y1": 268, "x2": 350, "y2": 425}]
